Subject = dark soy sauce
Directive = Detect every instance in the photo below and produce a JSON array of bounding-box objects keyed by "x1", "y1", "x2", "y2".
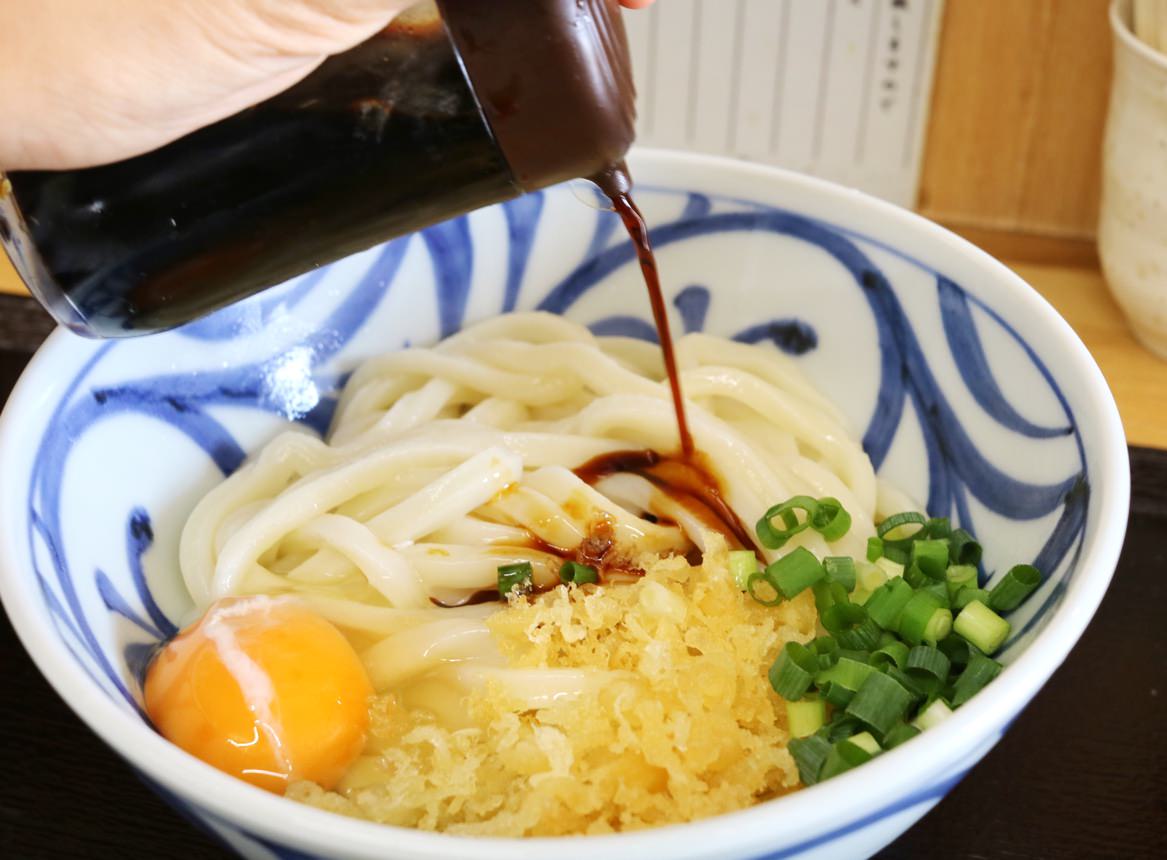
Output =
[{"x1": 591, "y1": 165, "x2": 695, "y2": 458}]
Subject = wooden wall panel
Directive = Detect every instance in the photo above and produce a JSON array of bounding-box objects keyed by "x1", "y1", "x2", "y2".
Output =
[{"x1": 918, "y1": 0, "x2": 1113, "y2": 241}]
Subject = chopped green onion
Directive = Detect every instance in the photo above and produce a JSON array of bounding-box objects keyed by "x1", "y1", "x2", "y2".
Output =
[
  {"x1": 812, "y1": 580, "x2": 850, "y2": 615},
  {"x1": 949, "y1": 652, "x2": 1003, "y2": 707},
  {"x1": 769, "y1": 642, "x2": 819, "y2": 699},
  {"x1": 913, "y1": 698, "x2": 954, "y2": 731},
  {"x1": 728, "y1": 550, "x2": 759, "y2": 591},
  {"x1": 811, "y1": 497, "x2": 852, "y2": 541},
  {"x1": 825, "y1": 715, "x2": 866, "y2": 742},
  {"x1": 876, "y1": 554, "x2": 907, "y2": 577},
  {"x1": 911, "y1": 539, "x2": 950, "y2": 580},
  {"x1": 954, "y1": 600, "x2": 1011, "y2": 654},
  {"x1": 765, "y1": 547, "x2": 826, "y2": 599},
  {"x1": 857, "y1": 562, "x2": 888, "y2": 593},
  {"x1": 885, "y1": 666, "x2": 932, "y2": 703},
  {"x1": 877, "y1": 511, "x2": 928, "y2": 542},
  {"x1": 897, "y1": 590, "x2": 953, "y2": 645},
  {"x1": 881, "y1": 543, "x2": 910, "y2": 565},
  {"x1": 559, "y1": 561, "x2": 598, "y2": 585},
  {"x1": 882, "y1": 722, "x2": 921, "y2": 749},
  {"x1": 903, "y1": 563, "x2": 929, "y2": 589},
  {"x1": 938, "y1": 635, "x2": 978, "y2": 667},
  {"x1": 755, "y1": 496, "x2": 818, "y2": 549},
  {"x1": 925, "y1": 517, "x2": 952, "y2": 539},
  {"x1": 786, "y1": 698, "x2": 826, "y2": 738},
  {"x1": 954, "y1": 586, "x2": 991, "y2": 611},
  {"x1": 847, "y1": 731, "x2": 882, "y2": 756},
  {"x1": 906, "y1": 645, "x2": 951, "y2": 683},
  {"x1": 819, "y1": 737, "x2": 876, "y2": 780},
  {"x1": 820, "y1": 681, "x2": 856, "y2": 709},
  {"x1": 949, "y1": 528, "x2": 982, "y2": 566},
  {"x1": 945, "y1": 564, "x2": 979, "y2": 598},
  {"x1": 866, "y1": 537, "x2": 884, "y2": 562},
  {"x1": 921, "y1": 580, "x2": 952, "y2": 609},
  {"x1": 824, "y1": 556, "x2": 857, "y2": 591},
  {"x1": 846, "y1": 671, "x2": 913, "y2": 735},
  {"x1": 746, "y1": 572, "x2": 783, "y2": 607},
  {"x1": 497, "y1": 562, "x2": 533, "y2": 596},
  {"x1": 822, "y1": 603, "x2": 882, "y2": 650},
  {"x1": 988, "y1": 564, "x2": 1042, "y2": 612},
  {"x1": 865, "y1": 577, "x2": 914, "y2": 629},
  {"x1": 789, "y1": 735, "x2": 831, "y2": 786},
  {"x1": 816, "y1": 656, "x2": 876, "y2": 692},
  {"x1": 870, "y1": 639, "x2": 910, "y2": 670}
]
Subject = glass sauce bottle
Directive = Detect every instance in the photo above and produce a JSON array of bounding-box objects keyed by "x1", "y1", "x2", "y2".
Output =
[{"x1": 0, "y1": 0, "x2": 635, "y2": 337}]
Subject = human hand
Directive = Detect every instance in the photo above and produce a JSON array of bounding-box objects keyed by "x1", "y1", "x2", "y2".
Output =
[{"x1": 2, "y1": 0, "x2": 654, "y2": 172}]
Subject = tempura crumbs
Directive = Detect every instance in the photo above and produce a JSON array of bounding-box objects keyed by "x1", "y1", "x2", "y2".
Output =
[{"x1": 289, "y1": 535, "x2": 817, "y2": 835}]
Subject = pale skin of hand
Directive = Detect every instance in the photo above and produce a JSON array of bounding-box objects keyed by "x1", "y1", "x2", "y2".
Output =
[{"x1": 1, "y1": 0, "x2": 655, "y2": 172}]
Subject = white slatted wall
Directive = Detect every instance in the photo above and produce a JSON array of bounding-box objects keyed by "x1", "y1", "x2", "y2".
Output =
[{"x1": 624, "y1": 0, "x2": 944, "y2": 207}]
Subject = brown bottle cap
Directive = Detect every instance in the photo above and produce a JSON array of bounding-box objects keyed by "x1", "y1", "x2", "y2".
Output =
[{"x1": 436, "y1": 0, "x2": 637, "y2": 192}]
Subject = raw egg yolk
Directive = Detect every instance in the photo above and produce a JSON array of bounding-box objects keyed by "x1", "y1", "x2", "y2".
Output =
[{"x1": 144, "y1": 596, "x2": 373, "y2": 794}]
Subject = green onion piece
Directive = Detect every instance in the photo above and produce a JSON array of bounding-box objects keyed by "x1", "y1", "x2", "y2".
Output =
[
  {"x1": 870, "y1": 639, "x2": 910, "y2": 670},
  {"x1": 906, "y1": 645, "x2": 951, "y2": 682},
  {"x1": 945, "y1": 564, "x2": 979, "y2": 599},
  {"x1": 885, "y1": 666, "x2": 931, "y2": 704},
  {"x1": 949, "y1": 652, "x2": 1003, "y2": 707},
  {"x1": 881, "y1": 543, "x2": 910, "y2": 565},
  {"x1": 988, "y1": 563, "x2": 1042, "y2": 612},
  {"x1": 812, "y1": 580, "x2": 850, "y2": 615},
  {"x1": 786, "y1": 698, "x2": 826, "y2": 738},
  {"x1": 911, "y1": 539, "x2": 950, "y2": 580},
  {"x1": 755, "y1": 496, "x2": 818, "y2": 549},
  {"x1": 824, "y1": 556, "x2": 857, "y2": 591},
  {"x1": 913, "y1": 698, "x2": 954, "y2": 731},
  {"x1": 769, "y1": 642, "x2": 820, "y2": 699},
  {"x1": 857, "y1": 562, "x2": 888, "y2": 593},
  {"x1": 954, "y1": 586, "x2": 991, "y2": 611},
  {"x1": 816, "y1": 655, "x2": 875, "y2": 691},
  {"x1": 926, "y1": 517, "x2": 952, "y2": 539},
  {"x1": 728, "y1": 550, "x2": 759, "y2": 591},
  {"x1": 954, "y1": 600, "x2": 1011, "y2": 654},
  {"x1": 847, "y1": 731, "x2": 882, "y2": 756},
  {"x1": 559, "y1": 560, "x2": 598, "y2": 585},
  {"x1": 789, "y1": 734, "x2": 832, "y2": 786},
  {"x1": 825, "y1": 716, "x2": 866, "y2": 743},
  {"x1": 820, "y1": 681, "x2": 856, "y2": 709},
  {"x1": 898, "y1": 590, "x2": 953, "y2": 646},
  {"x1": 903, "y1": 563, "x2": 928, "y2": 589},
  {"x1": 877, "y1": 511, "x2": 928, "y2": 542},
  {"x1": 865, "y1": 577, "x2": 915, "y2": 629},
  {"x1": 822, "y1": 603, "x2": 882, "y2": 651},
  {"x1": 949, "y1": 528, "x2": 982, "y2": 566},
  {"x1": 766, "y1": 547, "x2": 826, "y2": 599},
  {"x1": 819, "y1": 737, "x2": 876, "y2": 781},
  {"x1": 938, "y1": 635, "x2": 977, "y2": 668},
  {"x1": 811, "y1": 635, "x2": 841, "y2": 670},
  {"x1": 746, "y1": 572, "x2": 783, "y2": 607},
  {"x1": 811, "y1": 497, "x2": 852, "y2": 541},
  {"x1": 497, "y1": 562, "x2": 533, "y2": 596},
  {"x1": 866, "y1": 537, "x2": 884, "y2": 562},
  {"x1": 921, "y1": 580, "x2": 952, "y2": 609},
  {"x1": 846, "y1": 671, "x2": 913, "y2": 735},
  {"x1": 882, "y1": 722, "x2": 921, "y2": 749}
]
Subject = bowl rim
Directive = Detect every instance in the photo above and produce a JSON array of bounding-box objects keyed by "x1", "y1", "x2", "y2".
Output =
[{"x1": 0, "y1": 147, "x2": 1130, "y2": 859}]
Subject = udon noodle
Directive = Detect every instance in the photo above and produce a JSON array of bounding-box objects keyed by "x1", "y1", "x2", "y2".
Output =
[{"x1": 167, "y1": 311, "x2": 902, "y2": 833}]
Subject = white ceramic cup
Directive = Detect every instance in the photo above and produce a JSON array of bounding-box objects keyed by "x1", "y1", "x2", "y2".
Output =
[{"x1": 1099, "y1": 0, "x2": 1167, "y2": 358}]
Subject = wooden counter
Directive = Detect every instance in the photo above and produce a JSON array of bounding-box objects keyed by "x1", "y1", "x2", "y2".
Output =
[{"x1": 3, "y1": 253, "x2": 1164, "y2": 448}]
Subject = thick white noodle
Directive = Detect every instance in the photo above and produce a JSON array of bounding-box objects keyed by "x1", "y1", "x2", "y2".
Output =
[{"x1": 179, "y1": 312, "x2": 881, "y2": 694}]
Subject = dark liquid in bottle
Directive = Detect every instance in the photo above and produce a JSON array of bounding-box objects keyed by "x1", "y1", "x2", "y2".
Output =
[{"x1": 4, "y1": 13, "x2": 518, "y2": 336}]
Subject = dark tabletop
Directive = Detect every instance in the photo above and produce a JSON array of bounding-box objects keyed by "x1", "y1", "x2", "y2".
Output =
[{"x1": 0, "y1": 294, "x2": 1163, "y2": 860}]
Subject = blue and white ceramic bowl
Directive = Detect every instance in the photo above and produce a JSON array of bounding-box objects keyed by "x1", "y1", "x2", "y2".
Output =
[{"x1": 0, "y1": 150, "x2": 1129, "y2": 859}]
